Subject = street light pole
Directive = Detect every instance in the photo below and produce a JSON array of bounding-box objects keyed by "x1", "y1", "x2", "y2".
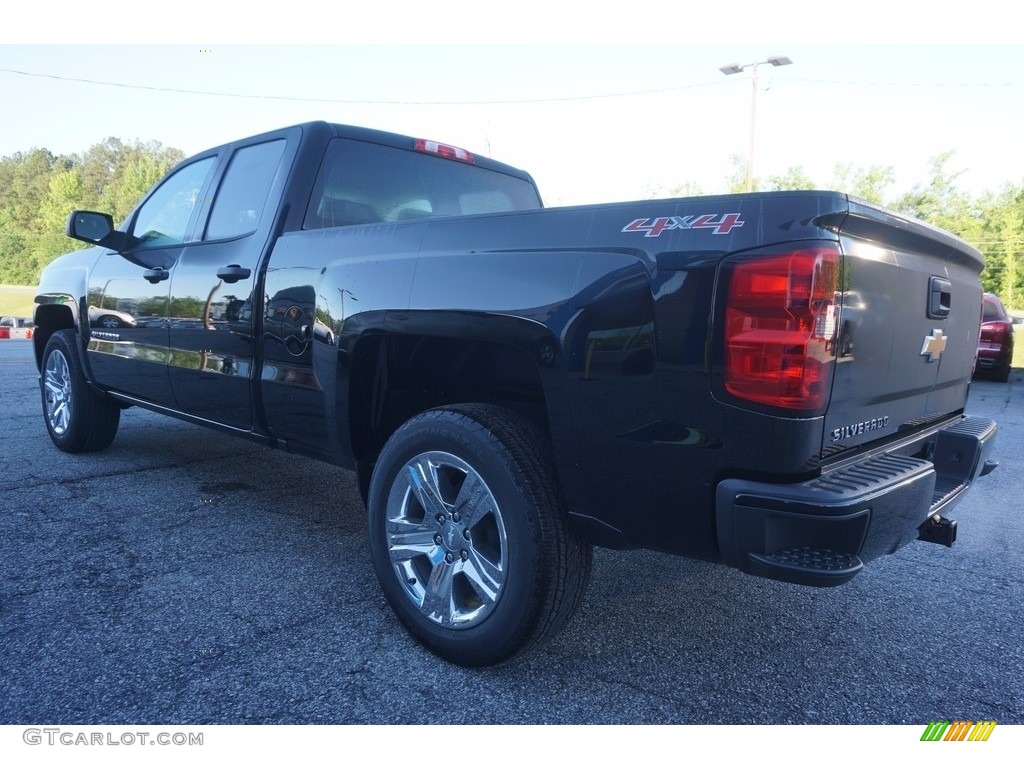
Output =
[{"x1": 719, "y1": 55, "x2": 792, "y2": 192}]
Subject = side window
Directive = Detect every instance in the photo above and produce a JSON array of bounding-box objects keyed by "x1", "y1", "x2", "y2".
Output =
[
  {"x1": 131, "y1": 157, "x2": 216, "y2": 249},
  {"x1": 205, "y1": 140, "x2": 287, "y2": 240}
]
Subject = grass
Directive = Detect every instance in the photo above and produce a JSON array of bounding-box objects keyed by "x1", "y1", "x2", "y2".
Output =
[
  {"x1": 0, "y1": 285, "x2": 36, "y2": 318},
  {"x1": 1010, "y1": 310, "x2": 1024, "y2": 371}
]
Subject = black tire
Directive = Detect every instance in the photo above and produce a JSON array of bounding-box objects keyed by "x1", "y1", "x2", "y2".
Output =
[
  {"x1": 40, "y1": 330, "x2": 121, "y2": 453},
  {"x1": 993, "y1": 362, "x2": 1011, "y2": 383},
  {"x1": 98, "y1": 314, "x2": 122, "y2": 329},
  {"x1": 367, "y1": 404, "x2": 592, "y2": 667}
]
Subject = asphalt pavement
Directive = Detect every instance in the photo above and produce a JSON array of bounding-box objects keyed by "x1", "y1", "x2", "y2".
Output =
[{"x1": 1, "y1": 339, "x2": 1022, "y2": 725}]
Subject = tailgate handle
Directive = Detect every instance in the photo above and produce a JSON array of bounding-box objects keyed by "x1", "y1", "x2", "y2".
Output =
[{"x1": 929, "y1": 276, "x2": 951, "y2": 319}]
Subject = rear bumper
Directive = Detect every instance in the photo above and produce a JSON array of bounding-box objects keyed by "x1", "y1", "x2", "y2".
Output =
[
  {"x1": 975, "y1": 346, "x2": 1010, "y2": 369},
  {"x1": 715, "y1": 415, "x2": 997, "y2": 587},
  {"x1": 976, "y1": 332, "x2": 1014, "y2": 370}
]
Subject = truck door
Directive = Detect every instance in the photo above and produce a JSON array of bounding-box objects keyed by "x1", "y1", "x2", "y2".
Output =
[
  {"x1": 85, "y1": 156, "x2": 218, "y2": 407},
  {"x1": 166, "y1": 138, "x2": 288, "y2": 429}
]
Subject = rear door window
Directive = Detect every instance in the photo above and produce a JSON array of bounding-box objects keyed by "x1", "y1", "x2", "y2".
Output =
[{"x1": 205, "y1": 139, "x2": 287, "y2": 240}]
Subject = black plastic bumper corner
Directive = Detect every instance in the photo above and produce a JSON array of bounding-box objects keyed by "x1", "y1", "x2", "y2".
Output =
[{"x1": 715, "y1": 416, "x2": 997, "y2": 588}]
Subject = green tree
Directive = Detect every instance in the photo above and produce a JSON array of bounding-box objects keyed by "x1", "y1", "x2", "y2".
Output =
[
  {"x1": 972, "y1": 185, "x2": 1024, "y2": 306},
  {"x1": 832, "y1": 163, "x2": 895, "y2": 205},
  {"x1": 661, "y1": 180, "x2": 705, "y2": 199},
  {"x1": 28, "y1": 166, "x2": 91, "y2": 281},
  {"x1": 98, "y1": 144, "x2": 184, "y2": 224},
  {"x1": 725, "y1": 155, "x2": 758, "y2": 193},
  {"x1": 0, "y1": 149, "x2": 64, "y2": 284},
  {"x1": 892, "y1": 151, "x2": 975, "y2": 233},
  {"x1": 0, "y1": 138, "x2": 184, "y2": 285},
  {"x1": 78, "y1": 137, "x2": 127, "y2": 206},
  {"x1": 723, "y1": 157, "x2": 816, "y2": 193},
  {"x1": 764, "y1": 165, "x2": 815, "y2": 191}
]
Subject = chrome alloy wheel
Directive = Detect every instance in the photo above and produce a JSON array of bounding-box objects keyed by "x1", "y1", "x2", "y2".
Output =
[
  {"x1": 385, "y1": 451, "x2": 508, "y2": 629},
  {"x1": 44, "y1": 348, "x2": 73, "y2": 436}
]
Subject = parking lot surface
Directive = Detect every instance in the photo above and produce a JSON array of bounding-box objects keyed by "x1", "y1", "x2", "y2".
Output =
[{"x1": 1, "y1": 339, "x2": 1022, "y2": 725}]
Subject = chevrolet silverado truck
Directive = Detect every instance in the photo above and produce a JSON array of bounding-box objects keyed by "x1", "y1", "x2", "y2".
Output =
[{"x1": 33, "y1": 121, "x2": 997, "y2": 666}]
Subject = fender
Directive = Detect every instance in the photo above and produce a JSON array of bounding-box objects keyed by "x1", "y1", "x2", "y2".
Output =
[{"x1": 33, "y1": 248, "x2": 98, "y2": 374}]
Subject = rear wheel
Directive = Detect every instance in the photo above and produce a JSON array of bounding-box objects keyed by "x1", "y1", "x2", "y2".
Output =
[
  {"x1": 993, "y1": 360, "x2": 1011, "y2": 383},
  {"x1": 367, "y1": 404, "x2": 591, "y2": 667},
  {"x1": 40, "y1": 330, "x2": 120, "y2": 453}
]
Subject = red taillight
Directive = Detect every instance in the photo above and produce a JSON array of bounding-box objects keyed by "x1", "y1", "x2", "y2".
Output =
[
  {"x1": 413, "y1": 138, "x2": 475, "y2": 164},
  {"x1": 724, "y1": 245, "x2": 841, "y2": 410},
  {"x1": 980, "y1": 321, "x2": 1009, "y2": 343}
]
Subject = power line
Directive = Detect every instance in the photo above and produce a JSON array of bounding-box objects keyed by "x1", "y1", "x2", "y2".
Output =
[
  {"x1": 788, "y1": 76, "x2": 1023, "y2": 88},
  {"x1": 4, "y1": 67, "x2": 1021, "y2": 106},
  {"x1": 0, "y1": 67, "x2": 723, "y2": 105}
]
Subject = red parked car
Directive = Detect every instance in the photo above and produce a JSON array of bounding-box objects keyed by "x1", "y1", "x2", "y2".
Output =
[
  {"x1": 976, "y1": 293, "x2": 1015, "y2": 382},
  {"x1": 0, "y1": 316, "x2": 35, "y2": 340}
]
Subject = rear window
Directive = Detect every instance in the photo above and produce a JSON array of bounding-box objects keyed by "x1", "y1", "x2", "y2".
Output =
[
  {"x1": 303, "y1": 139, "x2": 540, "y2": 230},
  {"x1": 983, "y1": 297, "x2": 1006, "y2": 322}
]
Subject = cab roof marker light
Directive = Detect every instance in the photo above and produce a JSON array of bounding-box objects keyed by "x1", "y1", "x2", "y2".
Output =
[{"x1": 414, "y1": 139, "x2": 475, "y2": 164}]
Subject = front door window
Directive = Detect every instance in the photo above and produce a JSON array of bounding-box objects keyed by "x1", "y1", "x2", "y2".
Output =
[{"x1": 131, "y1": 157, "x2": 216, "y2": 249}]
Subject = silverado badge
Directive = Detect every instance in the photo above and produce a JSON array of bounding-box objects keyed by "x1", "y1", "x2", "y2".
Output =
[{"x1": 920, "y1": 329, "x2": 947, "y2": 362}]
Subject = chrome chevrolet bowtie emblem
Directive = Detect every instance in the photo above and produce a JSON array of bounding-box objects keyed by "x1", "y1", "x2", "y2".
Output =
[{"x1": 920, "y1": 329, "x2": 947, "y2": 362}]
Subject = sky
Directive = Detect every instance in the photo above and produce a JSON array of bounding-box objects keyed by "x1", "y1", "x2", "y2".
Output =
[{"x1": 2, "y1": 7, "x2": 1024, "y2": 209}]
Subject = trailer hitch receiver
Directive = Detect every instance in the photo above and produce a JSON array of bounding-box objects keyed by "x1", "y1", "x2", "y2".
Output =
[{"x1": 918, "y1": 513, "x2": 957, "y2": 548}]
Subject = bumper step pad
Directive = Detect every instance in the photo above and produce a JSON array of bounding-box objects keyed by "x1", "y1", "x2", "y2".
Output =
[{"x1": 749, "y1": 546, "x2": 863, "y2": 586}]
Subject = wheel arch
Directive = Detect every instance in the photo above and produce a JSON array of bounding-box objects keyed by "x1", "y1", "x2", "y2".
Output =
[
  {"x1": 32, "y1": 300, "x2": 78, "y2": 372},
  {"x1": 343, "y1": 311, "x2": 563, "y2": 469}
]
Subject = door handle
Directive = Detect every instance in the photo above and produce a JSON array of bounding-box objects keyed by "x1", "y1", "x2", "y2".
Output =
[
  {"x1": 143, "y1": 268, "x2": 169, "y2": 284},
  {"x1": 217, "y1": 265, "x2": 251, "y2": 284}
]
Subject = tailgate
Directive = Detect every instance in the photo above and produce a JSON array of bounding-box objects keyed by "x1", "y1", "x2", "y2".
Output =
[{"x1": 822, "y1": 201, "x2": 984, "y2": 455}]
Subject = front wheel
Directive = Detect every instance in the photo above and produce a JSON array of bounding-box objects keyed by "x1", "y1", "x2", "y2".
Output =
[
  {"x1": 367, "y1": 404, "x2": 592, "y2": 667},
  {"x1": 40, "y1": 330, "x2": 121, "y2": 453},
  {"x1": 98, "y1": 314, "x2": 122, "y2": 329}
]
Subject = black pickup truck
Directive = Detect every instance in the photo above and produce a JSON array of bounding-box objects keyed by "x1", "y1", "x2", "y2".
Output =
[{"x1": 34, "y1": 121, "x2": 997, "y2": 666}]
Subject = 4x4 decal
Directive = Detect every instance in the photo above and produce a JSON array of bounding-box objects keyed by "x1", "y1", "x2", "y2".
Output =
[{"x1": 622, "y1": 213, "x2": 744, "y2": 237}]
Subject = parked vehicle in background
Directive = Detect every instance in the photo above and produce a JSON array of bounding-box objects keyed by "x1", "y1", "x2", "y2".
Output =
[
  {"x1": 87, "y1": 305, "x2": 138, "y2": 329},
  {"x1": 0, "y1": 316, "x2": 35, "y2": 340},
  {"x1": 975, "y1": 293, "x2": 1014, "y2": 382}
]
